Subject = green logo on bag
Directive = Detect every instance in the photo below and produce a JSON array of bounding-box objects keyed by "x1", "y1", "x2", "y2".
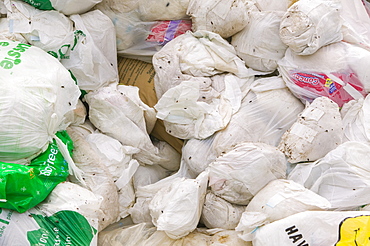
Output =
[
  {"x1": 21, "y1": 0, "x2": 54, "y2": 10},
  {"x1": 27, "y1": 210, "x2": 97, "y2": 246},
  {"x1": 0, "y1": 42, "x2": 31, "y2": 69}
]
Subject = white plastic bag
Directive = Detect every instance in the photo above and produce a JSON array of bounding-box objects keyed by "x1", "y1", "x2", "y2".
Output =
[
  {"x1": 85, "y1": 84, "x2": 161, "y2": 164},
  {"x1": 149, "y1": 171, "x2": 208, "y2": 239},
  {"x1": 278, "y1": 41, "x2": 370, "y2": 107},
  {"x1": 231, "y1": 10, "x2": 287, "y2": 72},
  {"x1": 236, "y1": 179, "x2": 331, "y2": 241},
  {"x1": 278, "y1": 96, "x2": 344, "y2": 163},
  {"x1": 341, "y1": 93, "x2": 370, "y2": 144},
  {"x1": 0, "y1": 40, "x2": 80, "y2": 163},
  {"x1": 138, "y1": 0, "x2": 190, "y2": 21},
  {"x1": 201, "y1": 191, "x2": 246, "y2": 230},
  {"x1": 289, "y1": 141, "x2": 370, "y2": 210},
  {"x1": 0, "y1": 182, "x2": 101, "y2": 245},
  {"x1": 187, "y1": 0, "x2": 253, "y2": 38},
  {"x1": 251, "y1": 211, "x2": 370, "y2": 246},
  {"x1": 209, "y1": 142, "x2": 287, "y2": 205},
  {"x1": 254, "y1": 0, "x2": 296, "y2": 11},
  {"x1": 67, "y1": 125, "x2": 120, "y2": 231},
  {"x1": 19, "y1": 0, "x2": 102, "y2": 15},
  {"x1": 279, "y1": 0, "x2": 343, "y2": 55}
]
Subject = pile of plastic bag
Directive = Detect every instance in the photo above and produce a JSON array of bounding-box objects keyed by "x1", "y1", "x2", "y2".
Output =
[{"x1": 2, "y1": 0, "x2": 370, "y2": 245}]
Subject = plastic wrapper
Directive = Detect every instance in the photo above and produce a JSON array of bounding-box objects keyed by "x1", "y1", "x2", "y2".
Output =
[
  {"x1": 0, "y1": 181, "x2": 101, "y2": 245},
  {"x1": 67, "y1": 125, "x2": 120, "y2": 231},
  {"x1": 149, "y1": 170, "x2": 208, "y2": 239},
  {"x1": 236, "y1": 179, "x2": 331, "y2": 241},
  {"x1": 279, "y1": 0, "x2": 343, "y2": 55},
  {"x1": 99, "y1": 223, "x2": 251, "y2": 246},
  {"x1": 278, "y1": 96, "x2": 344, "y2": 163},
  {"x1": 209, "y1": 142, "x2": 287, "y2": 205},
  {"x1": 200, "y1": 191, "x2": 246, "y2": 230},
  {"x1": 231, "y1": 10, "x2": 287, "y2": 73},
  {"x1": 18, "y1": 0, "x2": 102, "y2": 15},
  {"x1": 251, "y1": 211, "x2": 370, "y2": 246},
  {"x1": 187, "y1": 0, "x2": 253, "y2": 38},
  {"x1": 85, "y1": 84, "x2": 161, "y2": 165},
  {"x1": 0, "y1": 40, "x2": 80, "y2": 166},
  {"x1": 341, "y1": 94, "x2": 370, "y2": 143},
  {"x1": 289, "y1": 141, "x2": 370, "y2": 210},
  {"x1": 137, "y1": 0, "x2": 190, "y2": 21},
  {"x1": 278, "y1": 42, "x2": 370, "y2": 107}
]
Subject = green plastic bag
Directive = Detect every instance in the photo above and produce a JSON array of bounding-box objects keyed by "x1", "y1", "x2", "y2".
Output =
[
  {"x1": 20, "y1": 0, "x2": 54, "y2": 10},
  {"x1": 0, "y1": 131, "x2": 72, "y2": 213}
]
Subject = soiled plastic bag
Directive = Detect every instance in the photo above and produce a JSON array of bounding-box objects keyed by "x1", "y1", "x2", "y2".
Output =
[
  {"x1": 99, "y1": 223, "x2": 251, "y2": 246},
  {"x1": 289, "y1": 141, "x2": 370, "y2": 210},
  {"x1": 5, "y1": 1, "x2": 118, "y2": 91},
  {"x1": 0, "y1": 40, "x2": 80, "y2": 163},
  {"x1": 236, "y1": 179, "x2": 331, "y2": 241},
  {"x1": 209, "y1": 142, "x2": 287, "y2": 205},
  {"x1": 278, "y1": 96, "x2": 344, "y2": 163},
  {"x1": 231, "y1": 10, "x2": 287, "y2": 72},
  {"x1": 155, "y1": 74, "x2": 252, "y2": 139},
  {"x1": 67, "y1": 125, "x2": 120, "y2": 231},
  {"x1": 0, "y1": 181, "x2": 101, "y2": 245},
  {"x1": 201, "y1": 191, "x2": 246, "y2": 230},
  {"x1": 278, "y1": 42, "x2": 370, "y2": 107},
  {"x1": 85, "y1": 84, "x2": 161, "y2": 164},
  {"x1": 279, "y1": 0, "x2": 343, "y2": 55},
  {"x1": 137, "y1": 0, "x2": 190, "y2": 21},
  {"x1": 18, "y1": 0, "x2": 102, "y2": 15},
  {"x1": 149, "y1": 170, "x2": 208, "y2": 239},
  {"x1": 251, "y1": 211, "x2": 370, "y2": 246},
  {"x1": 254, "y1": 0, "x2": 297, "y2": 11},
  {"x1": 187, "y1": 0, "x2": 253, "y2": 38},
  {"x1": 341, "y1": 94, "x2": 370, "y2": 143}
]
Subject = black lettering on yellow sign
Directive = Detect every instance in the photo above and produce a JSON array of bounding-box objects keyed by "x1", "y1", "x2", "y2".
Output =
[{"x1": 335, "y1": 215, "x2": 370, "y2": 246}]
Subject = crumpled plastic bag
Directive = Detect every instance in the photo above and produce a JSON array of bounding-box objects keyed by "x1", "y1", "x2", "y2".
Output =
[
  {"x1": 187, "y1": 0, "x2": 254, "y2": 38},
  {"x1": 254, "y1": 0, "x2": 297, "y2": 11},
  {"x1": 236, "y1": 179, "x2": 331, "y2": 241},
  {"x1": 133, "y1": 164, "x2": 173, "y2": 191},
  {"x1": 340, "y1": 0, "x2": 370, "y2": 51},
  {"x1": 209, "y1": 142, "x2": 287, "y2": 205},
  {"x1": 79, "y1": 125, "x2": 140, "y2": 220},
  {"x1": 211, "y1": 76, "x2": 305, "y2": 154},
  {"x1": 99, "y1": 223, "x2": 251, "y2": 246},
  {"x1": 137, "y1": 0, "x2": 190, "y2": 21},
  {"x1": 0, "y1": 181, "x2": 101, "y2": 245},
  {"x1": 66, "y1": 125, "x2": 120, "y2": 231},
  {"x1": 152, "y1": 138, "x2": 181, "y2": 171},
  {"x1": 278, "y1": 41, "x2": 370, "y2": 107},
  {"x1": 341, "y1": 94, "x2": 370, "y2": 143},
  {"x1": 0, "y1": 39, "x2": 80, "y2": 163},
  {"x1": 231, "y1": 10, "x2": 288, "y2": 72},
  {"x1": 250, "y1": 210, "x2": 370, "y2": 246},
  {"x1": 85, "y1": 84, "x2": 161, "y2": 164},
  {"x1": 200, "y1": 191, "x2": 246, "y2": 230},
  {"x1": 155, "y1": 74, "x2": 251, "y2": 139},
  {"x1": 153, "y1": 30, "x2": 258, "y2": 97},
  {"x1": 149, "y1": 170, "x2": 208, "y2": 239},
  {"x1": 279, "y1": 0, "x2": 343, "y2": 55},
  {"x1": 278, "y1": 96, "x2": 344, "y2": 163},
  {"x1": 289, "y1": 141, "x2": 370, "y2": 210},
  {"x1": 5, "y1": 1, "x2": 119, "y2": 91},
  {"x1": 17, "y1": 0, "x2": 102, "y2": 15}
]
